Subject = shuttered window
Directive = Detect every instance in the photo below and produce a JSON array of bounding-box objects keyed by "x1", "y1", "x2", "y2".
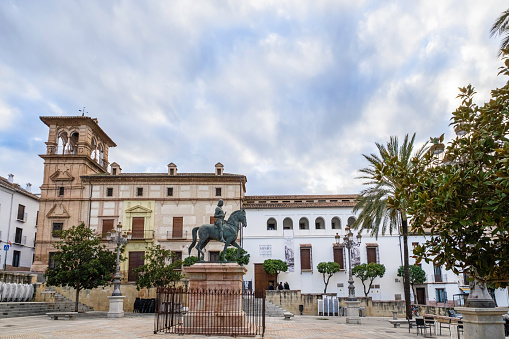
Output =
[
  {"x1": 300, "y1": 247, "x2": 311, "y2": 271},
  {"x1": 333, "y1": 246, "x2": 345, "y2": 269},
  {"x1": 102, "y1": 219, "x2": 115, "y2": 238},
  {"x1": 173, "y1": 217, "x2": 183, "y2": 238},
  {"x1": 132, "y1": 217, "x2": 145, "y2": 239},
  {"x1": 367, "y1": 246, "x2": 378, "y2": 264},
  {"x1": 128, "y1": 251, "x2": 145, "y2": 282}
]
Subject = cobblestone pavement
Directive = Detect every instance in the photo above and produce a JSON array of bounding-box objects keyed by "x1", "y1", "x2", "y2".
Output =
[{"x1": 0, "y1": 313, "x2": 439, "y2": 338}]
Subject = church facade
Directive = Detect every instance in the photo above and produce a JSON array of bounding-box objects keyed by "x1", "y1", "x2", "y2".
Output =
[{"x1": 33, "y1": 115, "x2": 246, "y2": 281}]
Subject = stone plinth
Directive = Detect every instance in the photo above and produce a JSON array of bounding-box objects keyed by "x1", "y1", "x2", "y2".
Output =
[
  {"x1": 179, "y1": 263, "x2": 248, "y2": 335},
  {"x1": 345, "y1": 300, "x2": 361, "y2": 324},
  {"x1": 455, "y1": 307, "x2": 508, "y2": 339},
  {"x1": 107, "y1": 295, "x2": 126, "y2": 318}
]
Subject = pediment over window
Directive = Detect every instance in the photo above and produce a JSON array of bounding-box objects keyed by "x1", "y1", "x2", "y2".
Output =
[
  {"x1": 49, "y1": 169, "x2": 75, "y2": 182},
  {"x1": 125, "y1": 205, "x2": 152, "y2": 213},
  {"x1": 47, "y1": 204, "x2": 70, "y2": 219}
]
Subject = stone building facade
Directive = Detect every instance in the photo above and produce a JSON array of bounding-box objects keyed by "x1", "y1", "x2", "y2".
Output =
[{"x1": 32, "y1": 115, "x2": 246, "y2": 281}]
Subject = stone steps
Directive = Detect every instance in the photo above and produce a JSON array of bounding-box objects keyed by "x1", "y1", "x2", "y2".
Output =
[
  {"x1": 0, "y1": 289, "x2": 94, "y2": 318},
  {"x1": 242, "y1": 298, "x2": 291, "y2": 317}
]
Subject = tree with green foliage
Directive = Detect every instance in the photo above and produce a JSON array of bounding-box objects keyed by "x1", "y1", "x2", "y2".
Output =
[
  {"x1": 134, "y1": 245, "x2": 183, "y2": 290},
  {"x1": 317, "y1": 262, "x2": 341, "y2": 294},
  {"x1": 263, "y1": 259, "x2": 288, "y2": 285},
  {"x1": 219, "y1": 248, "x2": 250, "y2": 266},
  {"x1": 183, "y1": 256, "x2": 200, "y2": 267},
  {"x1": 491, "y1": 8, "x2": 509, "y2": 56},
  {"x1": 352, "y1": 263, "x2": 386, "y2": 297},
  {"x1": 409, "y1": 50, "x2": 509, "y2": 307},
  {"x1": 351, "y1": 133, "x2": 427, "y2": 318},
  {"x1": 45, "y1": 223, "x2": 117, "y2": 312},
  {"x1": 397, "y1": 265, "x2": 426, "y2": 302}
]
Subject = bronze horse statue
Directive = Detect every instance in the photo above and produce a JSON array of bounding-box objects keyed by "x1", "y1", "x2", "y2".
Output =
[{"x1": 188, "y1": 209, "x2": 247, "y2": 262}]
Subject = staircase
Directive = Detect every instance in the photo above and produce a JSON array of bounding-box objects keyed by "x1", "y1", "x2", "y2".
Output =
[
  {"x1": 265, "y1": 300, "x2": 288, "y2": 317},
  {"x1": 0, "y1": 289, "x2": 94, "y2": 318},
  {"x1": 0, "y1": 302, "x2": 54, "y2": 318},
  {"x1": 242, "y1": 297, "x2": 291, "y2": 317},
  {"x1": 47, "y1": 288, "x2": 94, "y2": 313}
]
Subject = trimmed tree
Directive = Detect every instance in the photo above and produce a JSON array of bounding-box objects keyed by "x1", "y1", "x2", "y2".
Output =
[
  {"x1": 317, "y1": 262, "x2": 341, "y2": 294},
  {"x1": 263, "y1": 259, "x2": 288, "y2": 285},
  {"x1": 183, "y1": 256, "x2": 200, "y2": 267},
  {"x1": 351, "y1": 133, "x2": 427, "y2": 319},
  {"x1": 45, "y1": 223, "x2": 117, "y2": 312},
  {"x1": 410, "y1": 51, "x2": 509, "y2": 306},
  {"x1": 219, "y1": 248, "x2": 250, "y2": 266},
  {"x1": 397, "y1": 265, "x2": 426, "y2": 303},
  {"x1": 134, "y1": 245, "x2": 183, "y2": 290},
  {"x1": 352, "y1": 263, "x2": 386, "y2": 297}
]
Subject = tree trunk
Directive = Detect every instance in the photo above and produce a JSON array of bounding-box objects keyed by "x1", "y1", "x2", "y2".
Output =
[
  {"x1": 75, "y1": 286, "x2": 80, "y2": 313},
  {"x1": 402, "y1": 217, "x2": 412, "y2": 320}
]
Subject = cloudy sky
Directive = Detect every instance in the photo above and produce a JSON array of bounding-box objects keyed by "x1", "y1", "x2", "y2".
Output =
[{"x1": 0, "y1": 1, "x2": 506, "y2": 196}]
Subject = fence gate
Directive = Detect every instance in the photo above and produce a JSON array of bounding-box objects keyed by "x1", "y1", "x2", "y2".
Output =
[{"x1": 154, "y1": 287, "x2": 265, "y2": 337}]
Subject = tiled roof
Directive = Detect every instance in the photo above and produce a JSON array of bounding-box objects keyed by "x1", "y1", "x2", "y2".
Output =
[
  {"x1": 0, "y1": 176, "x2": 39, "y2": 200},
  {"x1": 243, "y1": 194, "x2": 358, "y2": 209}
]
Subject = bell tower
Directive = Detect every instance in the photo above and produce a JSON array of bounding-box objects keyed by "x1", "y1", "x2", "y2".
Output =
[{"x1": 32, "y1": 116, "x2": 116, "y2": 272}]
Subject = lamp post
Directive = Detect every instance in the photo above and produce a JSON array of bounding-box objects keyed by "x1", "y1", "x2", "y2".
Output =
[
  {"x1": 336, "y1": 227, "x2": 361, "y2": 301},
  {"x1": 106, "y1": 222, "x2": 131, "y2": 317},
  {"x1": 336, "y1": 227, "x2": 362, "y2": 324}
]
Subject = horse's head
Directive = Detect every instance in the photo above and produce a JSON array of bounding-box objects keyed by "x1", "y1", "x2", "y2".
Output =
[{"x1": 229, "y1": 209, "x2": 247, "y2": 227}]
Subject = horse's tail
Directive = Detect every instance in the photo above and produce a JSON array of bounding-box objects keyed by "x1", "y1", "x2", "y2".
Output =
[{"x1": 188, "y1": 226, "x2": 200, "y2": 255}]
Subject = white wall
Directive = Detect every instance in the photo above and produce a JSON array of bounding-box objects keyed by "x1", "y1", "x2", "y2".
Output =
[
  {"x1": 0, "y1": 182, "x2": 38, "y2": 270},
  {"x1": 243, "y1": 207, "x2": 508, "y2": 307}
]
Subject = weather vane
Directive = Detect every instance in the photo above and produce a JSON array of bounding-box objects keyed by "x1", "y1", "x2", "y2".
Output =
[{"x1": 79, "y1": 107, "x2": 88, "y2": 116}]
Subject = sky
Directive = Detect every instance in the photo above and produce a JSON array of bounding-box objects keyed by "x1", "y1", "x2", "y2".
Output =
[{"x1": 0, "y1": 0, "x2": 507, "y2": 196}]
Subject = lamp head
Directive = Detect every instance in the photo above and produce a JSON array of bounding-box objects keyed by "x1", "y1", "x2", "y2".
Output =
[
  {"x1": 335, "y1": 233, "x2": 340, "y2": 245},
  {"x1": 116, "y1": 222, "x2": 123, "y2": 233}
]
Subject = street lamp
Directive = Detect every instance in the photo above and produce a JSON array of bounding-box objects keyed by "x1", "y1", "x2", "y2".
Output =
[
  {"x1": 107, "y1": 222, "x2": 131, "y2": 296},
  {"x1": 337, "y1": 227, "x2": 362, "y2": 301}
]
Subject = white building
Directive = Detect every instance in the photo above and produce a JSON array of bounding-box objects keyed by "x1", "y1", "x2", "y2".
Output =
[
  {"x1": 242, "y1": 195, "x2": 508, "y2": 307},
  {"x1": 0, "y1": 174, "x2": 39, "y2": 271}
]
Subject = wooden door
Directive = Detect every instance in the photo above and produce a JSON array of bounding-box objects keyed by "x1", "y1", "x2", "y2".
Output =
[
  {"x1": 132, "y1": 217, "x2": 145, "y2": 239},
  {"x1": 254, "y1": 263, "x2": 276, "y2": 298},
  {"x1": 128, "y1": 251, "x2": 145, "y2": 282},
  {"x1": 416, "y1": 287, "x2": 426, "y2": 305},
  {"x1": 173, "y1": 217, "x2": 183, "y2": 238}
]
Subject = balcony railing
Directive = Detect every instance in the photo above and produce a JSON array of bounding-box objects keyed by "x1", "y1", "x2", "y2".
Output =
[
  {"x1": 129, "y1": 230, "x2": 154, "y2": 240},
  {"x1": 427, "y1": 274, "x2": 448, "y2": 283},
  {"x1": 166, "y1": 230, "x2": 188, "y2": 240}
]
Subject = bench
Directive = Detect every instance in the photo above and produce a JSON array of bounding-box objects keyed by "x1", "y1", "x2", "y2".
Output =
[
  {"x1": 46, "y1": 312, "x2": 78, "y2": 320},
  {"x1": 283, "y1": 312, "x2": 294, "y2": 320},
  {"x1": 388, "y1": 319, "x2": 414, "y2": 328}
]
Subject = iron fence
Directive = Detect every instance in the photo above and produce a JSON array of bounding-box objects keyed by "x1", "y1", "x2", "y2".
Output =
[{"x1": 154, "y1": 287, "x2": 265, "y2": 337}]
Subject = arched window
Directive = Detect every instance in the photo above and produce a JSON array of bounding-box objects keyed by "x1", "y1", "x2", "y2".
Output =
[
  {"x1": 315, "y1": 217, "x2": 325, "y2": 229},
  {"x1": 331, "y1": 217, "x2": 341, "y2": 229},
  {"x1": 98, "y1": 144, "x2": 104, "y2": 166},
  {"x1": 283, "y1": 217, "x2": 293, "y2": 230},
  {"x1": 67, "y1": 132, "x2": 79, "y2": 154},
  {"x1": 267, "y1": 218, "x2": 277, "y2": 231},
  {"x1": 347, "y1": 216, "x2": 356, "y2": 228},
  {"x1": 91, "y1": 138, "x2": 98, "y2": 160},
  {"x1": 57, "y1": 132, "x2": 68, "y2": 155},
  {"x1": 299, "y1": 217, "x2": 309, "y2": 230}
]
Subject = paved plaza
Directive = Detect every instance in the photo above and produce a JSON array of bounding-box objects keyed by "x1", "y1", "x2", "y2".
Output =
[{"x1": 0, "y1": 313, "x2": 459, "y2": 339}]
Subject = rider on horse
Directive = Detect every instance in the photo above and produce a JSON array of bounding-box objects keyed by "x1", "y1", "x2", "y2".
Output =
[{"x1": 214, "y1": 199, "x2": 226, "y2": 243}]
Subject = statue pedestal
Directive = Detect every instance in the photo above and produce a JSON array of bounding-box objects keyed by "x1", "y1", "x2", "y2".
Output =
[
  {"x1": 455, "y1": 307, "x2": 508, "y2": 339},
  {"x1": 345, "y1": 300, "x2": 361, "y2": 324},
  {"x1": 179, "y1": 263, "x2": 248, "y2": 335},
  {"x1": 107, "y1": 295, "x2": 126, "y2": 318}
]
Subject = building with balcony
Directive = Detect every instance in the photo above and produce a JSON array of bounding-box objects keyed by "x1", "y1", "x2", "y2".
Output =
[
  {"x1": 0, "y1": 174, "x2": 39, "y2": 271},
  {"x1": 242, "y1": 196, "x2": 509, "y2": 307},
  {"x1": 33, "y1": 116, "x2": 246, "y2": 282}
]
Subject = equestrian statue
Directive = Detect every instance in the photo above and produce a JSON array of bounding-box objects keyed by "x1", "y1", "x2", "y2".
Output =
[{"x1": 188, "y1": 200, "x2": 247, "y2": 262}]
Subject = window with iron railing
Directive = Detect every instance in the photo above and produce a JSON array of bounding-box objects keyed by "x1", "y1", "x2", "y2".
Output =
[{"x1": 166, "y1": 230, "x2": 188, "y2": 240}]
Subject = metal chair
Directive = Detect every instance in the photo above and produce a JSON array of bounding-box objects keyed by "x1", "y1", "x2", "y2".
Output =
[
  {"x1": 424, "y1": 315, "x2": 436, "y2": 335},
  {"x1": 415, "y1": 318, "x2": 432, "y2": 337}
]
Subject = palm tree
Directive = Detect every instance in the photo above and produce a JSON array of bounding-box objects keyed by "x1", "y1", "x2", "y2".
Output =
[
  {"x1": 351, "y1": 133, "x2": 427, "y2": 320},
  {"x1": 491, "y1": 8, "x2": 509, "y2": 57}
]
